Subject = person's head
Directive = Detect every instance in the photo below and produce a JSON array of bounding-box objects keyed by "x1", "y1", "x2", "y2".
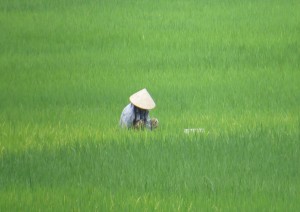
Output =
[{"x1": 133, "y1": 105, "x2": 148, "y2": 119}]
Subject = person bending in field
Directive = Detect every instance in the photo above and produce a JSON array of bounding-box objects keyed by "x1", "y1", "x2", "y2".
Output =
[{"x1": 119, "y1": 88, "x2": 158, "y2": 130}]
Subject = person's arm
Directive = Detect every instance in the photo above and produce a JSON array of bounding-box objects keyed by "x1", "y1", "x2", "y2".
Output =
[
  {"x1": 145, "y1": 111, "x2": 152, "y2": 130},
  {"x1": 120, "y1": 104, "x2": 135, "y2": 128},
  {"x1": 145, "y1": 113, "x2": 159, "y2": 130}
]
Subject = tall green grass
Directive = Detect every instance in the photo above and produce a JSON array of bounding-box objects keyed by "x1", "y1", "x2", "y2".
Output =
[{"x1": 0, "y1": 0, "x2": 299, "y2": 211}]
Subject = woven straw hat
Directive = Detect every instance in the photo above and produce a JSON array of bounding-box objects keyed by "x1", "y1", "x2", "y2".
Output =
[{"x1": 129, "y1": 88, "x2": 156, "y2": 110}]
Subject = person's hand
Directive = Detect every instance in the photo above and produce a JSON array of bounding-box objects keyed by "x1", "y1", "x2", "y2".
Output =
[
  {"x1": 133, "y1": 120, "x2": 145, "y2": 130},
  {"x1": 151, "y1": 118, "x2": 159, "y2": 129}
]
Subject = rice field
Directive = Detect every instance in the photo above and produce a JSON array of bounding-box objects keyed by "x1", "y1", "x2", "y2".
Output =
[{"x1": 0, "y1": 0, "x2": 299, "y2": 211}]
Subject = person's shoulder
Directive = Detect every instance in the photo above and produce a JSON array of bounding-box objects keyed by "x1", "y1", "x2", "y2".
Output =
[
  {"x1": 124, "y1": 103, "x2": 133, "y2": 110},
  {"x1": 122, "y1": 103, "x2": 134, "y2": 113},
  {"x1": 126, "y1": 103, "x2": 132, "y2": 108}
]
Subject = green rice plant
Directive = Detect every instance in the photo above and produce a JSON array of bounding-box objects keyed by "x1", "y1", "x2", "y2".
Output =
[{"x1": 0, "y1": 0, "x2": 299, "y2": 211}]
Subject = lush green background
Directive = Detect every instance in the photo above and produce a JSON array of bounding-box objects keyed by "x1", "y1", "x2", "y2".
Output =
[{"x1": 0, "y1": 0, "x2": 299, "y2": 211}]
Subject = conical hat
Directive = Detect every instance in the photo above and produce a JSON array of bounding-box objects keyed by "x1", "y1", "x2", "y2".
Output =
[{"x1": 129, "y1": 88, "x2": 156, "y2": 110}]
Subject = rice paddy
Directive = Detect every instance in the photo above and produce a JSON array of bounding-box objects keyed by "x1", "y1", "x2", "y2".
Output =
[{"x1": 0, "y1": 0, "x2": 299, "y2": 211}]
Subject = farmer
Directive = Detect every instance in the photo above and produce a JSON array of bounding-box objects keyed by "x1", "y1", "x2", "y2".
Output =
[{"x1": 120, "y1": 88, "x2": 158, "y2": 130}]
